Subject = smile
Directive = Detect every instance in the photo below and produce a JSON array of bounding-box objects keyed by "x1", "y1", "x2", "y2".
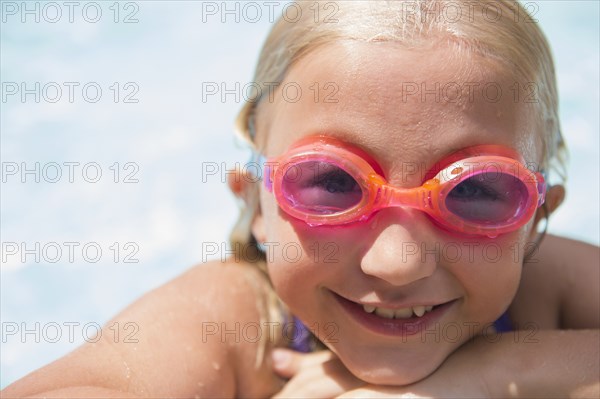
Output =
[{"x1": 334, "y1": 293, "x2": 457, "y2": 337}]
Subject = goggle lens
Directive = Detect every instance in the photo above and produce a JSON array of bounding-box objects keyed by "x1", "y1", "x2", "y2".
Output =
[
  {"x1": 444, "y1": 172, "x2": 529, "y2": 224},
  {"x1": 281, "y1": 160, "x2": 363, "y2": 215}
]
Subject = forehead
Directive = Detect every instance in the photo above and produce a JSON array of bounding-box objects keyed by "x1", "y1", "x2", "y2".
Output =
[{"x1": 256, "y1": 41, "x2": 541, "y2": 175}]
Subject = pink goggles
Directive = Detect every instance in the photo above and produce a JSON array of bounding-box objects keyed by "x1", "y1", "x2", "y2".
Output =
[{"x1": 257, "y1": 136, "x2": 546, "y2": 237}]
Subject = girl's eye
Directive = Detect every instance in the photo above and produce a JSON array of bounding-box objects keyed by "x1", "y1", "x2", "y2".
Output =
[
  {"x1": 281, "y1": 161, "x2": 363, "y2": 214},
  {"x1": 312, "y1": 169, "x2": 359, "y2": 194},
  {"x1": 448, "y1": 178, "x2": 500, "y2": 201},
  {"x1": 445, "y1": 173, "x2": 528, "y2": 223}
]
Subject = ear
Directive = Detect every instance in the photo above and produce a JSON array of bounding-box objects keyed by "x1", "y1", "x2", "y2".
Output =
[
  {"x1": 227, "y1": 167, "x2": 267, "y2": 243},
  {"x1": 251, "y1": 211, "x2": 266, "y2": 244},
  {"x1": 227, "y1": 166, "x2": 259, "y2": 204},
  {"x1": 529, "y1": 184, "x2": 565, "y2": 239},
  {"x1": 227, "y1": 166, "x2": 248, "y2": 201}
]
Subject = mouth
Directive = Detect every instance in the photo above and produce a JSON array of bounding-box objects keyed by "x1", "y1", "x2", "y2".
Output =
[{"x1": 333, "y1": 293, "x2": 457, "y2": 337}]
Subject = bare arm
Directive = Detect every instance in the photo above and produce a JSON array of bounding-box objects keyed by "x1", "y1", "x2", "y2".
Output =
[
  {"x1": 271, "y1": 329, "x2": 599, "y2": 398},
  {"x1": 339, "y1": 329, "x2": 599, "y2": 398},
  {"x1": 2, "y1": 261, "x2": 282, "y2": 398}
]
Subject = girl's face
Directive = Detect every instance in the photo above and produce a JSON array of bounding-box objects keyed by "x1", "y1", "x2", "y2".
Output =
[{"x1": 252, "y1": 41, "x2": 542, "y2": 385}]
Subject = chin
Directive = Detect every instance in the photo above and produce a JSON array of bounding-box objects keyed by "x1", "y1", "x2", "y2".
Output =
[{"x1": 345, "y1": 357, "x2": 441, "y2": 386}]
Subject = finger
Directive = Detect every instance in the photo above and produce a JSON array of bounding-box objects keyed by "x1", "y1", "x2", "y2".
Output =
[
  {"x1": 335, "y1": 387, "x2": 402, "y2": 398},
  {"x1": 273, "y1": 376, "x2": 354, "y2": 399},
  {"x1": 272, "y1": 357, "x2": 364, "y2": 399},
  {"x1": 271, "y1": 349, "x2": 336, "y2": 378}
]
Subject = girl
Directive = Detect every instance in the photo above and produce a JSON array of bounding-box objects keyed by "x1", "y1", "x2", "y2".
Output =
[{"x1": 4, "y1": 1, "x2": 598, "y2": 397}]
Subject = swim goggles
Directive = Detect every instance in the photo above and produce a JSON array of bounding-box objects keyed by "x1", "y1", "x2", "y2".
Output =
[{"x1": 255, "y1": 136, "x2": 546, "y2": 237}]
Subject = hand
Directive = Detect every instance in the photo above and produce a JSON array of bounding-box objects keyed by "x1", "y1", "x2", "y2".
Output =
[{"x1": 270, "y1": 348, "x2": 365, "y2": 398}]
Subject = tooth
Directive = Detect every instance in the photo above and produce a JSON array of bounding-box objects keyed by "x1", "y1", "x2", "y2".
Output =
[
  {"x1": 374, "y1": 307, "x2": 395, "y2": 319},
  {"x1": 413, "y1": 306, "x2": 426, "y2": 317},
  {"x1": 362, "y1": 304, "x2": 376, "y2": 313},
  {"x1": 394, "y1": 307, "x2": 413, "y2": 319},
  {"x1": 425, "y1": 305, "x2": 433, "y2": 312},
  {"x1": 413, "y1": 305, "x2": 426, "y2": 317}
]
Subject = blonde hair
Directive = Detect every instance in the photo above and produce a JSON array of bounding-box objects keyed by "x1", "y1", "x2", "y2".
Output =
[{"x1": 229, "y1": 0, "x2": 568, "y2": 347}]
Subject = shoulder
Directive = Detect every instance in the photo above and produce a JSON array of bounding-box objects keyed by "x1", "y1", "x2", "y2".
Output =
[
  {"x1": 3, "y1": 260, "x2": 284, "y2": 398},
  {"x1": 510, "y1": 235, "x2": 599, "y2": 329},
  {"x1": 150, "y1": 259, "x2": 280, "y2": 335},
  {"x1": 173, "y1": 260, "x2": 285, "y2": 396},
  {"x1": 134, "y1": 259, "x2": 284, "y2": 395},
  {"x1": 166, "y1": 259, "x2": 272, "y2": 308},
  {"x1": 118, "y1": 259, "x2": 273, "y2": 342}
]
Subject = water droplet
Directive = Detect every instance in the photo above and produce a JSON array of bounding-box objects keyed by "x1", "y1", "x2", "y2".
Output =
[
  {"x1": 123, "y1": 361, "x2": 131, "y2": 379},
  {"x1": 369, "y1": 216, "x2": 379, "y2": 230}
]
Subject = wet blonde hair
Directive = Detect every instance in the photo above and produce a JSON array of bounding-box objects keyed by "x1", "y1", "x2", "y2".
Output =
[{"x1": 229, "y1": 0, "x2": 567, "y2": 348}]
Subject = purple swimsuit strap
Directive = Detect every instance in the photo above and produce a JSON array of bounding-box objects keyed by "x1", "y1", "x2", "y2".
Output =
[
  {"x1": 283, "y1": 315, "x2": 313, "y2": 353},
  {"x1": 493, "y1": 311, "x2": 513, "y2": 333}
]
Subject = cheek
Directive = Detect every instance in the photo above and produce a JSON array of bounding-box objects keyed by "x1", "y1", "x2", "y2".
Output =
[
  {"x1": 259, "y1": 191, "x2": 279, "y2": 237},
  {"x1": 264, "y1": 243, "x2": 331, "y2": 330},
  {"x1": 260, "y1": 195, "x2": 318, "y2": 302},
  {"x1": 260, "y1": 200, "x2": 361, "y2": 324},
  {"x1": 451, "y1": 232, "x2": 526, "y2": 321}
]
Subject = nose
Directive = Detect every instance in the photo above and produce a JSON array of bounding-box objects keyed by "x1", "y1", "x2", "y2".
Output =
[{"x1": 360, "y1": 215, "x2": 438, "y2": 286}]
